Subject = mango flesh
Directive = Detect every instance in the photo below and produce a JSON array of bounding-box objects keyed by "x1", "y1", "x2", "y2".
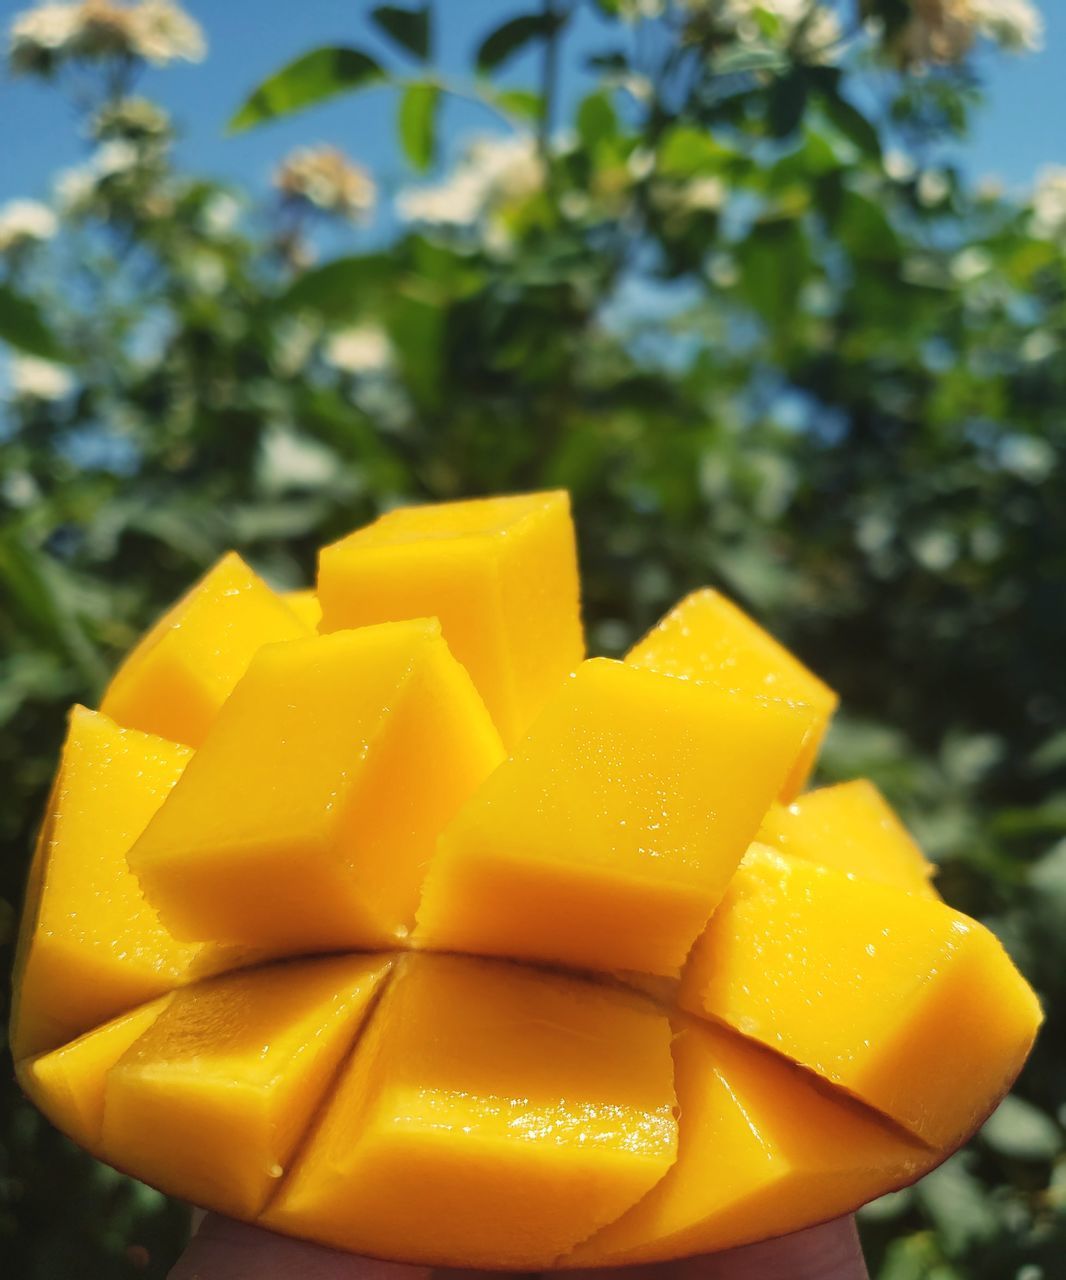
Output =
[
  {"x1": 283, "y1": 589, "x2": 321, "y2": 631},
  {"x1": 627, "y1": 587, "x2": 838, "y2": 800},
  {"x1": 10, "y1": 707, "x2": 199, "y2": 1060},
  {"x1": 100, "y1": 551, "x2": 309, "y2": 747},
  {"x1": 129, "y1": 621, "x2": 504, "y2": 954},
  {"x1": 17, "y1": 995, "x2": 173, "y2": 1151},
  {"x1": 565, "y1": 1019, "x2": 937, "y2": 1267},
  {"x1": 12, "y1": 493, "x2": 1044, "y2": 1269},
  {"x1": 680, "y1": 845, "x2": 1042, "y2": 1148},
  {"x1": 265, "y1": 954, "x2": 678, "y2": 1269},
  {"x1": 100, "y1": 955, "x2": 391, "y2": 1219},
  {"x1": 415, "y1": 657, "x2": 818, "y2": 976},
  {"x1": 758, "y1": 779, "x2": 939, "y2": 898},
  {"x1": 317, "y1": 491, "x2": 584, "y2": 746}
]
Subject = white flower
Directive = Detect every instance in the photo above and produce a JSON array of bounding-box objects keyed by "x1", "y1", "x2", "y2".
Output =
[
  {"x1": 128, "y1": 0, "x2": 204, "y2": 64},
  {"x1": 679, "y1": 176, "x2": 726, "y2": 212},
  {"x1": 259, "y1": 427, "x2": 337, "y2": 492},
  {"x1": 94, "y1": 138, "x2": 140, "y2": 176},
  {"x1": 396, "y1": 133, "x2": 544, "y2": 227},
  {"x1": 396, "y1": 170, "x2": 488, "y2": 226},
  {"x1": 898, "y1": 0, "x2": 1043, "y2": 66},
  {"x1": 968, "y1": 0, "x2": 1043, "y2": 53},
  {"x1": 54, "y1": 164, "x2": 97, "y2": 212},
  {"x1": 7, "y1": 1, "x2": 204, "y2": 75},
  {"x1": 0, "y1": 199, "x2": 58, "y2": 252},
  {"x1": 692, "y1": 0, "x2": 841, "y2": 58},
  {"x1": 8, "y1": 3, "x2": 80, "y2": 72},
  {"x1": 199, "y1": 191, "x2": 240, "y2": 237},
  {"x1": 1031, "y1": 165, "x2": 1066, "y2": 240},
  {"x1": 950, "y1": 246, "x2": 990, "y2": 282},
  {"x1": 9, "y1": 355, "x2": 74, "y2": 401},
  {"x1": 883, "y1": 148, "x2": 916, "y2": 183},
  {"x1": 916, "y1": 169, "x2": 950, "y2": 206},
  {"x1": 274, "y1": 145, "x2": 376, "y2": 222},
  {"x1": 324, "y1": 324, "x2": 392, "y2": 375}
]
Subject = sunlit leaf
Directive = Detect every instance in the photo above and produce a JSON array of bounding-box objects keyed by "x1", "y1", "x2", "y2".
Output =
[
  {"x1": 398, "y1": 81, "x2": 439, "y2": 171},
  {"x1": 228, "y1": 46, "x2": 385, "y2": 131}
]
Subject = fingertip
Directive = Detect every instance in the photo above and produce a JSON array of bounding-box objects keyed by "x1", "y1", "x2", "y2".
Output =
[{"x1": 168, "y1": 1215, "x2": 436, "y2": 1280}]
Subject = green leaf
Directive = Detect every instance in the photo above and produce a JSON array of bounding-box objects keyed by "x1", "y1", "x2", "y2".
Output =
[
  {"x1": 398, "y1": 81, "x2": 439, "y2": 171},
  {"x1": 658, "y1": 125, "x2": 730, "y2": 178},
  {"x1": 714, "y1": 45, "x2": 790, "y2": 77},
  {"x1": 476, "y1": 12, "x2": 564, "y2": 74},
  {"x1": 0, "y1": 284, "x2": 68, "y2": 361},
  {"x1": 821, "y1": 87, "x2": 882, "y2": 159},
  {"x1": 277, "y1": 254, "x2": 394, "y2": 319},
  {"x1": 576, "y1": 90, "x2": 618, "y2": 149},
  {"x1": 491, "y1": 87, "x2": 543, "y2": 120},
  {"x1": 981, "y1": 1095, "x2": 1062, "y2": 1161},
  {"x1": 228, "y1": 46, "x2": 385, "y2": 132},
  {"x1": 767, "y1": 70, "x2": 809, "y2": 138},
  {"x1": 370, "y1": 4, "x2": 431, "y2": 61}
]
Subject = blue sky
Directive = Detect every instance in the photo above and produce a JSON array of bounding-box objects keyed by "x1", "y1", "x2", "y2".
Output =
[{"x1": 0, "y1": 0, "x2": 1063, "y2": 216}]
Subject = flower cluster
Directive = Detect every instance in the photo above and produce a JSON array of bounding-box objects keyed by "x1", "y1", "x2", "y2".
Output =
[
  {"x1": 0, "y1": 199, "x2": 58, "y2": 254},
  {"x1": 896, "y1": 0, "x2": 1043, "y2": 67},
  {"x1": 8, "y1": 0, "x2": 204, "y2": 76},
  {"x1": 274, "y1": 146, "x2": 377, "y2": 223},
  {"x1": 1031, "y1": 165, "x2": 1066, "y2": 242},
  {"x1": 396, "y1": 134, "x2": 544, "y2": 229}
]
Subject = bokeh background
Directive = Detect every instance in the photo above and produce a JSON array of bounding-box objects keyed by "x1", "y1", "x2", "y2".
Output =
[{"x1": 1, "y1": 2, "x2": 1064, "y2": 1277}]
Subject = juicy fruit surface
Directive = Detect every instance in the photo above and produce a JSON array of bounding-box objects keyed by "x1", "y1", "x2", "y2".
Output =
[
  {"x1": 757, "y1": 779, "x2": 939, "y2": 898},
  {"x1": 100, "y1": 551, "x2": 310, "y2": 748},
  {"x1": 12, "y1": 490, "x2": 1042, "y2": 1269},
  {"x1": 416, "y1": 657, "x2": 817, "y2": 976},
  {"x1": 627, "y1": 587, "x2": 838, "y2": 801},
  {"x1": 318, "y1": 490, "x2": 584, "y2": 746}
]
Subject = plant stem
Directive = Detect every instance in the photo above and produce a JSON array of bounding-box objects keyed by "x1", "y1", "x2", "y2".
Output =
[{"x1": 539, "y1": 0, "x2": 561, "y2": 162}]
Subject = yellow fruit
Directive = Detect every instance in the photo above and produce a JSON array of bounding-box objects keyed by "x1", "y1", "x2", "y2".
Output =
[
  {"x1": 128, "y1": 621, "x2": 504, "y2": 953},
  {"x1": 566, "y1": 1019, "x2": 937, "y2": 1266},
  {"x1": 416, "y1": 657, "x2": 817, "y2": 976},
  {"x1": 264, "y1": 953, "x2": 677, "y2": 1269},
  {"x1": 283, "y1": 589, "x2": 321, "y2": 631},
  {"x1": 680, "y1": 845, "x2": 1042, "y2": 1148},
  {"x1": 12, "y1": 493, "x2": 1043, "y2": 1268},
  {"x1": 758, "y1": 779, "x2": 939, "y2": 897},
  {"x1": 318, "y1": 491, "x2": 583, "y2": 745},
  {"x1": 101, "y1": 552, "x2": 310, "y2": 748},
  {"x1": 11, "y1": 707, "x2": 198, "y2": 1060},
  {"x1": 100, "y1": 955, "x2": 390, "y2": 1219},
  {"x1": 627, "y1": 587, "x2": 838, "y2": 800}
]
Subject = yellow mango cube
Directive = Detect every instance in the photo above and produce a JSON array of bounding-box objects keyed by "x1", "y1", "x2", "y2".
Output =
[
  {"x1": 18, "y1": 996, "x2": 172, "y2": 1153},
  {"x1": 680, "y1": 846, "x2": 1043, "y2": 1148},
  {"x1": 567, "y1": 1020, "x2": 935, "y2": 1267},
  {"x1": 283, "y1": 589, "x2": 321, "y2": 631},
  {"x1": 10, "y1": 707, "x2": 200, "y2": 1060},
  {"x1": 758, "y1": 779, "x2": 939, "y2": 897},
  {"x1": 101, "y1": 552, "x2": 310, "y2": 747},
  {"x1": 416, "y1": 658, "x2": 817, "y2": 976},
  {"x1": 317, "y1": 492, "x2": 584, "y2": 745},
  {"x1": 627, "y1": 587, "x2": 838, "y2": 800},
  {"x1": 100, "y1": 955, "x2": 391, "y2": 1218},
  {"x1": 130, "y1": 622, "x2": 504, "y2": 953},
  {"x1": 264, "y1": 954, "x2": 677, "y2": 1269}
]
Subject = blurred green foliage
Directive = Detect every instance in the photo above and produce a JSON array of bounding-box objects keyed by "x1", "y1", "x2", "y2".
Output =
[{"x1": 1, "y1": 2, "x2": 1064, "y2": 1276}]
